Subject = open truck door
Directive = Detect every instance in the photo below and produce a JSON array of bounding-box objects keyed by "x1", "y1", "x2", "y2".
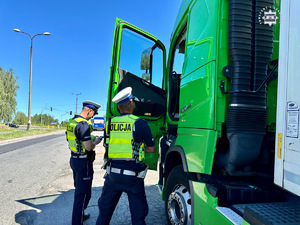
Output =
[{"x1": 106, "y1": 18, "x2": 166, "y2": 170}]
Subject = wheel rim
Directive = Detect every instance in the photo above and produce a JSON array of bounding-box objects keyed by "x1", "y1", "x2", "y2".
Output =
[{"x1": 167, "y1": 184, "x2": 191, "y2": 225}]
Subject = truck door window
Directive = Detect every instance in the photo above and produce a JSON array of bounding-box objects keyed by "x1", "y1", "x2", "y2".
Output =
[
  {"x1": 169, "y1": 26, "x2": 187, "y2": 120},
  {"x1": 119, "y1": 28, "x2": 164, "y2": 89},
  {"x1": 117, "y1": 27, "x2": 166, "y2": 118}
]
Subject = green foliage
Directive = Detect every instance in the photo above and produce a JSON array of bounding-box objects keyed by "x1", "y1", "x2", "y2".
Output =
[
  {"x1": 61, "y1": 120, "x2": 68, "y2": 127},
  {"x1": 0, "y1": 67, "x2": 19, "y2": 123},
  {"x1": 13, "y1": 111, "x2": 27, "y2": 125},
  {"x1": 31, "y1": 113, "x2": 59, "y2": 126}
]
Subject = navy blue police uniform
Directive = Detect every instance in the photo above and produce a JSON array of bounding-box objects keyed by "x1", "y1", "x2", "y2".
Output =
[
  {"x1": 70, "y1": 115, "x2": 93, "y2": 225},
  {"x1": 96, "y1": 113, "x2": 154, "y2": 225}
]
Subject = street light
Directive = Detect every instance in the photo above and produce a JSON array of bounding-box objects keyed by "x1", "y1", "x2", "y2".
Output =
[
  {"x1": 14, "y1": 28, "x2": 50, "y2": 130},
  {"x1": 61, "y1": 111, "x2": 69, "y2": 125},
  {"x1": 72, "y1": 93, "x2": 82, "y2": 115},
  {"x1": 40, "y1": 102, "x2": 49, "y2": 128}
]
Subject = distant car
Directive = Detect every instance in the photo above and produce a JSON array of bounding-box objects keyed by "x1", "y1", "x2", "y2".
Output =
[{"x1": 6, "y1": 123, "x2": 19, "y2": 128}]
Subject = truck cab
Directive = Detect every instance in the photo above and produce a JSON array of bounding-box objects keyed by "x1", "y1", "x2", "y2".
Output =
[{"x1": 105, "y1": 0, "x2": 300, "y2": 224}]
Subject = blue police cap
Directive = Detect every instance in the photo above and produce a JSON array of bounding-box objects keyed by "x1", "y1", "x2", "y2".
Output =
[{"x1": 83, "y1": 100, "x2": 101, "y2": 114}]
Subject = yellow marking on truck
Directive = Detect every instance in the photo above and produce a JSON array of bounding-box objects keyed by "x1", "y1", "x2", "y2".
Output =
[{"x1": 277, "y1": 133, "x2": 282, "y2": 159}]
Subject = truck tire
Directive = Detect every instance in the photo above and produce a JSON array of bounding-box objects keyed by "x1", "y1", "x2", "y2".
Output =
[{"x1": 165, "y1": 165, "x2": 192, "y2": 225}]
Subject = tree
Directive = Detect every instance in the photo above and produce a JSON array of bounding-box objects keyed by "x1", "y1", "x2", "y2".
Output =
[
  {"x1": 0, "y1": 68, "x2": 19, "y2": 123},
  {"x1": 61, "y1": 120, "x2": 68, "y2": 128},
  {"x1": 31, "y1": 113, "x2": 59, "y2": 126},
  {"x1": 13, "y1": 111, "x2": 27, "y2": 125}
]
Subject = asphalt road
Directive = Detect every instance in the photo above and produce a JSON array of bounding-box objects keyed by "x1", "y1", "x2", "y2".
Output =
[{"x1": 0, "y1": 131, "x2": 167, "y2": 225}]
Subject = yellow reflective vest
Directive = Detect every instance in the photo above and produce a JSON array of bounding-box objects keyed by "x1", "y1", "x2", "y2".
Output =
[
  {"x1": 66, "y1": 117, "x2": 93, "y2": 153},
  {"x1": 108, "y1": 114, "x2": 145, "y2": 161}
]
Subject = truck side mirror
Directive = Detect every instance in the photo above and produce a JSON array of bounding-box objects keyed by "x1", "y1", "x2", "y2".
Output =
[{"x1": 140, "y1": 47, "x2": 151, "y2": 72}]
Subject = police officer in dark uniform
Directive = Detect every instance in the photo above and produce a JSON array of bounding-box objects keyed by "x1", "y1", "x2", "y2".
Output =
[
  {"x1": 96, "y1": 87, "x2": 155, "y2": 225},
  {"x1": 66, "y1": 100, "x2": 102, "y2": 225}
]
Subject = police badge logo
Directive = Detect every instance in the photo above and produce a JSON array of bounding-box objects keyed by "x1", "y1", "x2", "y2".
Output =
[{"x1": 258, "y1": 6, "x2": 280, "y2": 26}]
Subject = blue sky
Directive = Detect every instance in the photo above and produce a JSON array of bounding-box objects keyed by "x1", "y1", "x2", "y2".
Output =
[{"x1": 0, "y1": 0, "x2": 182, "y2": 122}]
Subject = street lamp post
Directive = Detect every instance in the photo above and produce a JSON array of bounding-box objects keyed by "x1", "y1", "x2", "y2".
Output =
[
  {"x1": 14, "y1": 28, "x2": 50, "y2": 130},
  {"x1": 72, "y1": 93, "x2": 82, "y2": 115}
]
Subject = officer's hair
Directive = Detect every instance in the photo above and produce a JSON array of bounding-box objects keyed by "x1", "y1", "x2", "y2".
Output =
[
  {"x1": 118, "y1": 100, "x2": 131, "y2": 112},
  {"x1": 83, "y1": 106, "x2": 91, "y2": 111}
]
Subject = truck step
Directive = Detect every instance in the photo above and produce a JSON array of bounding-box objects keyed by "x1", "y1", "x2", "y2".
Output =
[
  {"x1": 232, "y1": 202, "x2": 300, "y2": 225},
  {"x1": 216, "y1": 207, "x2": 243, "y2": 225}
]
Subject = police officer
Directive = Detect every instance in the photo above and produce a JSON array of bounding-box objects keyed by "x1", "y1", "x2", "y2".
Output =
[
  {"x1": 96, "y1": 87, "x2": 155, "y2": 225},
  {"x1": 66, "y1": 100, "x2": 102, "y2": 225}
]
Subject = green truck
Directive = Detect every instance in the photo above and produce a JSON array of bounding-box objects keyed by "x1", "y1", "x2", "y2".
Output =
[{"x1": 105, "y1": 0, "x2": 300, "y2": 224}]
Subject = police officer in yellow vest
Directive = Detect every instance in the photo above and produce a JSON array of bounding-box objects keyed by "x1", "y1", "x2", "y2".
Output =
[
  {"x1": 96, "y1": 87, "x2": 155, "y2": 225},
  {"x1": 66, "y1": 100, "x2": 102, "y2": 225}
]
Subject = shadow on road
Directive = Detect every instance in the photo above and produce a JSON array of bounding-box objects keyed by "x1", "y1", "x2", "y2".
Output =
[
  {"x1": 15, "y1": 210, "x2": 37, "y2": 225},
  {"x1": 15, "y1": 190, "x2": 74, "y2": 225},
  {"x1": 15, "y1": 184, "x2": 166, "y2": 225}
]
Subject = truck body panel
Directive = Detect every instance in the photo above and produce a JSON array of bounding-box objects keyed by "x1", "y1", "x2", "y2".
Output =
[{"x1": 275, "y1": 0, "x2": 300, "y2": 197}]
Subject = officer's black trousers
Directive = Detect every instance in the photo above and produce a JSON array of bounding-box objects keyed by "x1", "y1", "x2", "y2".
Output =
[
  {"x1": 96, "y1": 172, "x2": 148, "y2": 225},
  {"x1": 70, "y1": 157, "x2": 93, "y2": 225}
]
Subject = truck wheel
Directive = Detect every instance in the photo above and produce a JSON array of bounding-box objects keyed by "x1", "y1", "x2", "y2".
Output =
[{"x1": 165, "y1": 165, "x2": 192, "y2": 225}]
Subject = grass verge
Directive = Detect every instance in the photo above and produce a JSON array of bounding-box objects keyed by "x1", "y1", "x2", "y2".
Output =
[{"x1": 0, "y1": 127, "x2": 64, "y2": 141}]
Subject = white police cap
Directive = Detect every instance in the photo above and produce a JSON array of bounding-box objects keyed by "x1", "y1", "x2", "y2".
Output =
[
  {"x1": 82, "y1": 100, "x2": 101, "y2": 113},
  {"x1": 112, "y1": 87, "x2": 133, "y2": 105}
]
